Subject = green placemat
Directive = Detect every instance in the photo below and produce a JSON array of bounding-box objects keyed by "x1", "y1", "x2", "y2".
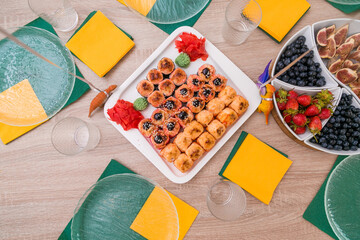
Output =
[
  {"x1": 327, "y1": 1, "x2": 360, "y2": 14},
  {"x1": 303, "y1": 155, "x2": 349, "y2": 240}
]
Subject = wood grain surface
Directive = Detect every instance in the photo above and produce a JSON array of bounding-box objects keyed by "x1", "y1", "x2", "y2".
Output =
[{"x1": 0, "y1": 1, "x2": 359, "y2": 239}]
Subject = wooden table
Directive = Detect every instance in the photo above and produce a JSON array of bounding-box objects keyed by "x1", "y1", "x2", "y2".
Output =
[{"x1": 0, "y1": 1, "x2": 358, "y2": 239}]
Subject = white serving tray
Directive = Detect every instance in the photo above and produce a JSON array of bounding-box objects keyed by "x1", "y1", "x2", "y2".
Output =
[{"x1": 104, "y1": 26, "x2": 261, "y2": 184}]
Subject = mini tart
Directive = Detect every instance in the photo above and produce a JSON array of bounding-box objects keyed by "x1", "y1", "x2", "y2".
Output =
[
  {"x1": 137, "y1": 80, "x2": 154, "y2": 97},
  {"x1": 197, "y1": 131, "x2": 216, "y2": 151},
  {"x1": 148, "y1": 91, "x2": 165, "y2": 107},
  {"x1": 187, "y1": 74, "x2": 205, "y2": 91},
  {"x1": 161, "y1": 96, "x2": 182, "y2": 115},
  {"x1": 216, "y1": 107, "x2": 238, "y2": 127},
  {"x1": 229, "y1": 95, "x2": 249, "y2": 116},
  {"x1": 195, "y1": 110, "x2": 214, "y2": 126},
  {"x1": 198, "y1": 64, "x2": 215, "y2": 82},
  {"x1": 218, "y1": 86, "x2": 237, "y2": 106},
  {"x1": 147, "y1": 69, "x2": 163, "y2": 84},
  {"x1": 184, "y1": 120, "x2": 204, "y2": 140},
  {"x1": 159, "y1": 79, "x2": 175, "y2": 96},
  {"x1": 175, "y1": 85, "x2": 193, "y2": 102},
  {"x1": 209, "y1": 74, "x2": 227, "y2": 92},
  {"x1": 150, "y1": 130, "x2": 170, "y2": 149},
  {"x1": 160, "y1": 143, "x2": 181, "y2": 163},
  {"x1": 138, "y1": 118, "x2": 156, "y2": 138},
  {"x1": 206, "y1": 119, "x2": 226, "y2": 139},
  {"x1": 187, "y1": 97, "x2": 205, "y2": 113},
  {"x1": 206, "y1": 98, "x2": 225, "y2": 116},
  {"x1": 199, "y1": 84, "x2": 216, "y2": 102},
  {"x1": 170, "y1": 68, "x2": 187, "y2": 86},
  {"x1": 158, "y1": 57, "x2": 175, "y2": 75},
  {"x1": 185, "y1": 142, "x2": 204, "y2": 161},
  {"x1": 174, "y1": 154, "x2": 194, "y2": 173},
  {"x1": 175, "y1": 107, "x2": 194, "y2": 127},
  {"x1": 163, "y1": 118, "x2": 181, "y2": 137},
  {"x1": 174, "y1": 132, "x2": 192, "y2": 152},
  {"x1": 151, "y1": 108, "x2": 169, "y2": 125}
]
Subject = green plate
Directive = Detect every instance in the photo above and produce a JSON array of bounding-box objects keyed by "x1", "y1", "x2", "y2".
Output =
[
  {"x1": 327, "y1": 0, "x2": 360, "y2": 5},
  {"x1": 325, "y1": 155, "x2": 360, "y2": 240}
]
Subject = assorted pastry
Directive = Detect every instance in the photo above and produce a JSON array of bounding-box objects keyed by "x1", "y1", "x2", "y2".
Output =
[{"x1": 136, "y1": 58, "x2": 249, "y2": 173}]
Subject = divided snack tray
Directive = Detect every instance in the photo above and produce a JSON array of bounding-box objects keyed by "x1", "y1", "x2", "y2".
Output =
[{"x1": 104, "y1": 26, "x2": 261, "y2": 184}]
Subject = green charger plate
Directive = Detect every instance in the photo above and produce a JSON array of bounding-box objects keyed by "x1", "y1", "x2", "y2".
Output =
[{"x1": 327, "y1": 0, "x2": 360, "y2": 5}]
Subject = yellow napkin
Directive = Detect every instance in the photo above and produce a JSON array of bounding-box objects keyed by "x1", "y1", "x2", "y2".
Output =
[
  {"x1": 118, "y1": 0, "x2": 157, "y2": 16},
  {"x1": 220, "y1": 132, "x2": 292, "y2": 205},
  {"x1": 130, "y1": 186, "x2": 199, "y2": 240},
  {"x1": 66, "y1": 11, "x2": 134, "y2": 77},
  {"x1": 257, "y1": 0, "x2": 310, "y2": 42}
]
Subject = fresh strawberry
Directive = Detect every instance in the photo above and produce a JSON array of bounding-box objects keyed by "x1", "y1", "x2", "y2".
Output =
[
  {"x1": 308, "y1": 116, "x2": 322, "y2": 134},
  {"x1": 275, "y1": 88, "x2": 288, "y2": 99},
  {"x1": 304, "y1": 104, "x2": 321, "y2": 116},
  {"x1": 297, "y1": 95, "x2": 312, "y2": 107},
  {"x1": 312, "y1": 98, "x2": 326, "y2": 109},
  {"x1": 292, "y1": 113, "x2": 308, "y2": 127},
  {"x1": 315, "y1": 89, "x2": 334, "y2": 105},
  {"x1": 284, "y1": 98, "x2": 299, "y2": 115},
  {"x1": 287, "y1": 90, "x2": 298, "y2": 100},
  {"x1": 291, "y1": 125, "x2": 306, "y2": 135},
  {"x1": 282, "y1": 111, "x2": 292, "y2": 123},
  {"x1": 277, "y1": 101, "x2": 287, "y2": 111},
  {"x1": 318, "y1": 108, "x2": 332, "y2": 119}
]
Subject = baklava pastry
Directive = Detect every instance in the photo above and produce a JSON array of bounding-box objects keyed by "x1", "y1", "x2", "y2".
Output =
[
  {"x1": 195, "y1": 110, "x2": 213, "y2": 126},
  {"x1": 198, "y1": 64, "x2": 215, "y2": 82},
  {"x1": 162, "y1": 96, "x2": 182, "y2": 115},
  {"x1": 206, "y1": 98, "x2": 225, "y2": 116},
  {"x1": 185, "y1": 142, "x2": 205, "y2": 161},
  {"x1": 158, "y1": 57, "x2": 175, "y2": 75},
  {"x1": 209, "y1": 74, "x2": 227, "y2": 92},
  {"x1": 184, "y1": 120, "x2": 204, "y2": 140},
  {"x1": 138, "y1": 118, "x2": 156, "y2": 137},
  {"x1": 160, "y1": 143, "x2": 181, "y2": 163},
  {"x1": 175, "y1": 85, "x2": 193, "y2": 102},
  {"x1": 174, "y1": 132, "x2": 192, "y2": 152},
  {"x1": 218, "y1": 86, "x2": 237, "y2": 106},
  {"x1": 150, "y1": 130, "x2": 170, "y2": 149},
  {"x1": 216, "y1": 107, "x2": 238, "y2": 127},
  {"x1": 148, "y1": 91, "x2": 165, "y2": 108},
  {"x1": 206, "y1": 119, "x2": 226, "y2": 139},
  {"x1": 147, "y1": 69, "x2": 163, "y2": 84},
  {"x1": 174, "y1": 154, "x2": 194, "y2": 173},
  {"x1": 199, "y1": 84, "x2": 215, "y2": 102},
  {"x1": 151, "y1": 108, "x2": 169, "y2": 125},
  {"x1": 187, "y1": 97, "x2": 205, "y2": 113},
  {"x1": 163, "y1": 118, "x2": 181, "y2": 137},
  {"x1": 170, "y1": 68, "x2": 187, "y2": 86},
  {"x1": 187, "y1": 74, "x2": 205, "y2": 91},
  {"x1": 175, "y1": 107, "x2": 194, "y2": 127},
  {"x1": 137, "y1": 80, "x2": 154, "y2": 97},
  {"x1": 159, "y1": 79, "x2": 175, "y2": 96},
  {"x1": 197, "y1": 132, "x2": 216, "y2": 151},
  {"x1": 229, "y1": 95, "x2": 249, "y2": 116}
]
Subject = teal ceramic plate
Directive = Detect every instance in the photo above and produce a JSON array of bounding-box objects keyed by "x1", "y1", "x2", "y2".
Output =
[
  {"x1": 0, "y1": 26, "x2": 75, "y2": 126},
  {"x1": 327, "y1": 0, "x2": 360, "y2": 5},
  {"x1": 71, "y1": 173, "x2": 179, "y2": 240},
  {"x1": 325, "y1": 155, "x2": 360, "y2": 240}
]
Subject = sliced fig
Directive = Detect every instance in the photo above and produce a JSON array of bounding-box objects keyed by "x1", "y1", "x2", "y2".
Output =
[
  {"x1": 334, "y1": 24, "x2": 349, "y2": 47},
  {"x1": 349, "y1": 63, "x2": 360, "y2": 72},
  {"x1": 350, "y1": 76, "x2": 360, "y2": 88},
  {"x1": 318, "y1": 35, "x2": 336, "y2": 58},
  {"x1": 352, "y1": 88, "x2": 360, "y2": 98},
  {"x1": 336, "y1": 38, "x2": 354, "y2": 60},
  {"x1": 316, "y1": 27, "x2": 328, "y2": 46},
  {"x1": 328, "y1": 58, "x2": 343, "y2": 73},
  {"x1": 348, "y1": 50, "x2": 360, "y2": 62},
  {"x1": 343, "y1": 59, "x2": 354, "y2": 68},
  {"x1": 345, "y1": 33, "x2": 360, "y2": 48},
  {"x1": 326, "y1": 25, "x2": 336, "y2": 36},
  {"x1": 336, "y1": 68, "x2": 357, "y2": 84}
]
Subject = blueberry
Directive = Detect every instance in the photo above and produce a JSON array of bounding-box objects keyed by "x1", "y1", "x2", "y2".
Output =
[
  {"x1": 336, "y1": 140, "x2": 343, "y2": 145},
  {"x1": 334, "y1": 110, "x2": 340, "y2": 116},
  {"x1": 309, "y1": 65, "x2": 316, "y2": 71},
  {"x1": 316, "y1": 67, "x2": 322, "y2": 73},
  {"x1": 343, "y1": 146, "x2": 350, "y2": 151},
  {"x1": 285, "y1": 50, "x2": 292, "y2": 57},
  {"x1": 284, "y1": 58, "x2": 291, "y2": 66},
  {"x1": 340, "y1": 129, "x2": 347, "y2": 135},
  {"x1": 310, "y1": 138, "x2": 316, "y2": 143},
  {"x1": 298, "y1": 36, "x2": 306, "y2": 42},
  {"x1": 353, "y1": 131, "x2": 360, "y2": 137},
  {"x1": 339, "y1": 135, "x2": 347, "y2": 141},
  {"x1": 289, "y1": 79, "x2": 297, "y2": 85},
  {"x1": 350, "y1": 146, "x2": 358, "y2": 151},
  {"x1": 327, "y1": 145, "x2": 334, "y2": 150},
  {"x1": 334, "y1": 145, "x2": 342, "y2": 151},
  {"x1": 321, "y1": 142, "x2": 328, "y2": 148},
  {"x1": 307, "y1": 82, "x2": 314, "y2": 87},
  {"x1": 316, "y1": 79, "x2": 325, "y2": 86},
  {"x1": 329, "y1": 117, "x2": 336, "y2": 123},
  {"x1": 299, "y1": 72, "x2": 307, "y2": 78},
  {"x1": 307, "y1": 59, "x2": 314, "y2": 66},
  {"x1": 319, "y1": 137, "x2": 326, "y2": 143},
  {"x1": 288, "y1": 71, "x2": 295, "y2": 77},
  {"x1": 330, "y1": 140, "x2": 337, "y2": 145},
  {"x1": 334, "y1": 123, "x2": 341, "y2": 128}
]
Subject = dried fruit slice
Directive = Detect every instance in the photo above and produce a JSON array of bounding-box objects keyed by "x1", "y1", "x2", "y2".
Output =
[
  {"x1": 348, "y1": 50, "x2": 360, "y2": 62},
  {"x1": 349, "y1": 63, "x2": 360, "y2": 72},
  {"x1": 316, "y1": 27, "x2": 328, "y2": 46},
  {"x1": 336, "y1": 68, "x2": 357, "y2": 84},
  {"x1": 334, "y1": 24, "x2": 349, "y2": 47},
  {"x1": 345, "y1": 33, "x2": 360, "y2": 48},
  {"x1": 326, "y1": 25, "x2": 336, "y2": 36},
  {"x1": 319, "y1": 35, "x2": 336, "y2": 58},
  {"x1": 343, "y1": 59, "x2": 353, "y2": 68},
  {"x1": 328, "y1": 58, "x2": 343, "y2": 73},
  {"x1": 352, "y1": 88, "x2": 360, "y2": 98},
  {"x1": 350, "y1": 75, "x2": 360, "y2": 88},
  {"x1": 336, "y1": 38, "x2": 354, "y2": 60}
]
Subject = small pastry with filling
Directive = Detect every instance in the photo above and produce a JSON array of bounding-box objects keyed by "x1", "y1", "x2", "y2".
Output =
[
  {"x1": 151, "y1": 108, "x2": 169, "y2": 125},
  {"x1": 175, "y1": 107, "x2": 194, "y2": 127},
  {"x1": 216, "y1": 107, "x2": 238, "y2": 127},
  {"x1": 163, "y1": 118, "x2": 181, "y2": 137},
  {"x1": 195, "y1": 110, "x2": 214, "y2": 126},
  {"x1": 174, "y1": 132, "x2": 192, "y2": 152},
  {"x1": 158, "y1": 57, "x2": 175, "y2": 75},
  {"x1": 138, "y1": 118, "x2": 156, "y2": 137},
  {"x1": 147, "y1": 69, "x2": 163, "y2": 84},
  {"x1": 207, "y1": 119, "x2": 226, "y2": 139},
  {"x1": 184, "y1": 120, "x2": 204, "y2": 140},
  {"x1": 218, "y1": 86, "x2": 237, "y2": 106},
  {"x1": 229, "y1": 95, "x2": 249, "y2": 116},
  {"x1": 174, "y1": 154, "x2": 194, "y2": 173},
  {"x1": 137, "y1": 80, "x2": 154, "y2": 97},
  {"x1": 206, "y1": 98, "x2": 225, "y2": 116},
  {"x1": 197, "y1": 131, "x2": 216, "y2": 151},
  {"x1": 199, "y1": 84, "x2": 216, "y2": 102},
  {"x1": 185, "y1": 142, "x2": 205, "y2": 161},
  {"x1": 198, "y1": 64, "x2": 215, "y2": 82},
  {"x1": 148, "y1": 91, "x2": 165, "y2": 107},
  {"x1": 175, "y1": 85, "x2": 193, "y2": 103},
  {"x1": 161, "y1": 96, "x2": 182, "y2": 115},
  {"x1": 187, "y1": 74, "x2": 205, "y2": 91},
  {"x1": 159, "y1": 79, "x2": 175, "y2": 96},
  {"x1": 187, "y1": 97, "x2": 205, "y2": 113},
  {"x1": 160, "y1": 143, "x2": 181, "y2": 163},
  {"x1": 209, "y1": 74, "x2": 227, "y2": 92},
  {"x1": 150, "y1": 130, "x2": 169, "y2": 149},
  {"x1": 170, "y1": 68, "x2": 187, "y2": 86}
]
